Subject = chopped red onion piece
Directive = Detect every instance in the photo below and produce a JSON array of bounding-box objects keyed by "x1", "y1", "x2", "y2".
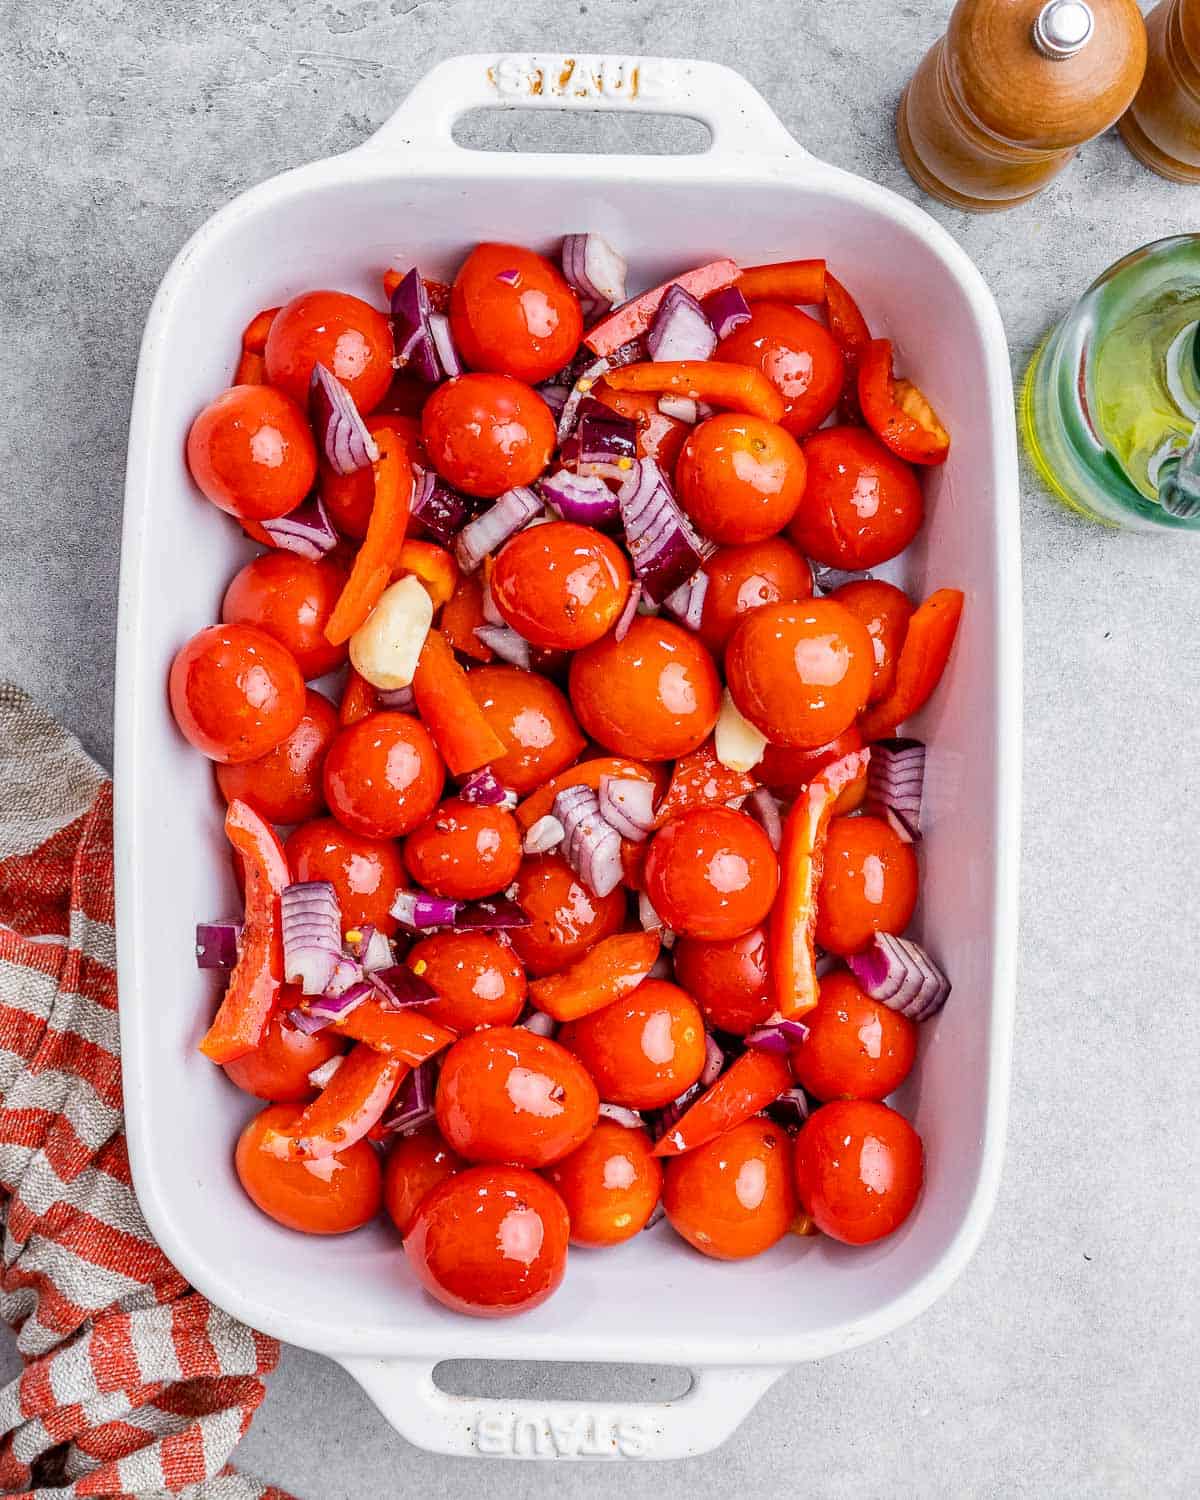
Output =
[
  {"x1": 281, "y1": 881, "x2": 342, "y2": 996},
  {"x1": 195, "y1": 921, "x2": 241, "y2": 969},
  {"x1": 814, "y1": 950, "x2": 838, "y2": 980},
  {"x1": 288, "y1": 1007, "x2": 332, "y2": 1036},
  {"x1": 524, "y1": 814, "x2": 565, "y2": 855},
  {"x1": 561, "y1": 401, "x2": 639, "y2": 474},
  {"x1": 495, "y1": 268, "x2": 522, "y2": 287},
  {"x1": 658, "y1": 394, "x2": 701, "y2": 423},
  {"x1": 459, "y1": 765, "x2": 513, "y2": 807},
  {"x1": 701, "y1": 1032, "x2": 725, "y2": 1087},
  {"x1": 537, "y1": 383, "x2": 570, "y2": 418},
  {"x1": 308, "y1": 979, "x2": 373, "y2": 1022},
  {"x1": 848, "y1": 932, "x2": 950, "y2": 1021},
  {"x1": 662, "y1": 570, "x2": 708, "y2": 631},
  {"x1": 643, "y1": 1200, "x2": 666, "y2": 1230},
  {"x1": 520, "y1": 1009, "x2": 558, "y2": 1038},
  {"x1": 390, "y1": 269, "x2": 440, "y2": 383},
  {"x1": 261, "y1": 492, "x2": 339, "y2": 560},
  {"x1": 391, "y1": 890, "x2": 462, "y2": 929},
  {"x1": 638, "y1": 890, "x2": 664, "y2": 932},
  {"x1": 324, "y1": 956, "x2": 363, "y2": 997},
  {"x1": 456, "y1": 486, "x2": 542, "y2": 572},
  {"x1": 376, "y1": 684, "x2": 415, "y2": 711},
  {"x1": 866, "y1": 739, "x2": 926, "y2": 839},
  {"x1": 651, "y1": 1082, "x2": 702, "y2": 1143},
  {"x1": 598, "y1": 775, "x2": 656, "y2": 842},
  {"x1": 383, "y1": 1061, "x2": 437, "y2": 1134},
  {"x1": 369, "y1": 964, "x2": 437, "y2": 1009},
  {"x1": 704, "y1": 284, "x2": 753, "y2": 340},
  {"x1": 307, "y1": 1054, "x2": 345, "y2": 1090},
  {"x1": 561, "y1": 232, "x2": 628, "y2": 321},
  {"x1": 598, "y1": 1103, "x2": 645, "y2": 1129},
  {"x1": 361, "y1": 930, "x2": 393, "y2": 973},
  {"x1": 428, "y1": 312, "x2": 464, "y2": 378},
  {"x1": 748, "y1": 787, "x2": 783, "y2": 851},
  {"x1": 767, "y1": 1085, "x2": 811, "y2": 1130},
  {"x1": 812, "y1": 562, "x2": 872, "y2": 594},
  {"x1": 556, "y1": 356, "x2": 611, "y2": 444},
  {"x1": 552, "y1": 785, "x2": 623, "y2": 898},
  {"x1": 451, "y1": 896, "x2": 531, "y2": 931},
  {"x1": 474, "y1": 624, "x2": 532, "y2": 670},
  {"x1": 539, "y1": 469, "x2": 621, "y2": 528},
  {"x1": 411, "y1": 468, "x2": 472, "y2": 547},
  {"x1": 745, "y1": 1019, "x2": 810, "y2": 1053},
  {"x1": 646, "y1": 283, "x2": 717, "y2": 362},
  {"x1": 617, "y1": 457, "x2": 716, "y2": 603},
  {"x1": 309, "y1": 362, "x2": 379, "y2": 474}
]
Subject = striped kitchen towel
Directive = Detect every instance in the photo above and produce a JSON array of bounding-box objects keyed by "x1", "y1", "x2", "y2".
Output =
[{"x1": 0, "y1": 684, "x2": 294, "y2": 1499}]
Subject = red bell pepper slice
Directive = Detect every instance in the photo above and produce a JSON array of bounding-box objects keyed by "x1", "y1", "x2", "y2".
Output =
[
  {"x1": 396, "y1": 539, "x2": 459, "y2": 609},
  {"x1": 602, "y1": 361, "x2": 785, "y2": 424},
  {"x1": 859, "y1": 589, "x2": 964, "y2": 742},
  {"x1": 323, "y1": 428, "x2": 414, "y2": 645},
  {"x1": 620, "y1": 837, "x2": 649, "y2": 891},
  {"x1": 857, "y1": 339, "x2": 951, "y2": 466},
  {"x1": 528, "y1": 931, "x2": 661, "y2": 1023},
  {"x1": 199, "y1": 800, "x2": 290, "y2": 1064},
  {"x1": 824, "y1": 272, "x2": 872, "y2": 421},
  {"x1": 333, "y1": 998, "x2": 456, "y2": 1065},
  {"x1": 769, "y1": 749, "x2": 871, "y2": 1019},
  {"x1": 737, "y1": 259, "x2": 826, "y2": 306},
  {"x1": 410, "y1": 628, "x2": 507, "y2": 776},
  {"x1": 233, "y1": 350, "x2": 266, "y2": 386},
  {"x1": 241, "y1": 306, "x2": 280, "y2": 355},
  {"x1": 584, "y1": 259, "x2": 741, "y2": 356},
  {"x1": 653, "y1": 739, "x2": 756, "y2": 828},
  {"x1": 516, "y1": 757, "x2": 660, "y2": 832},
  {"x1": 338, "y1": 668, "x2": 379, "y2": 727},
  {"x1": 652, "y1": 1050, "x2": 793, "y2": 1157},
  {"x1": 260, "y1": 1043, "x2": 406, "y2": 1160},
  {"x1": 439, "y1": 574, "x2": 494, "y2": 663}
]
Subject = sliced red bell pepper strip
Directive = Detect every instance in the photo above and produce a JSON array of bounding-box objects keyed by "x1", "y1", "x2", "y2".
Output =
[
  {"x1": 323, "y1": 428, "x2": 414, "y2": 645},
  {"x1": 584, "y1": 259, "x2": 741, "y2": 357},
  {"x1": 333, "y1": 997, "x2": 456, "y2": 1065},
  {"x1": 620, "y1": 837, "x2": 649, "y2": 891},
  {"x1": 411, "y1": 628, "x2": 507, "y2": 775},
  {"x1": 261, "y1": 1043, "x2": 406, "y2": 1160},
  {"x1": 736, "y1": 259, "x2": 826, "y2": 306},
  {"x1": 439, "y1": 574, "x2": 494, "y2": 662},
  {"x1": 857, "y1": 339, "x2": 951, "y2": 466},
  {"x1": 602, "y1": 361, "x2": 785, "y2": 424},
  {"x1": 653, "y1": 739, "x2": 756, "y2": 828},
  {"x1": 528, "y1": 931, "x2": 661, "y2": 1024},
  {"x1": 338, "y1": 668, "x2": 379, "y2": 727},
  {"x1": 396, "y1": 539, "x2": 459, "y2": 609},
  {"x1": 653, "y1": 1049, "x2": 793, "y2": 1157},
  {"x1": 233, "y1": 349, "x2": 266, "y2": 386},
  {"x1": 824, "y1": 272, "x2": 871, "y2": 422},
  {"x1": 769, "y1": 749, "x2": 871, "y2": 1019},
  {"x1": 859, "y1": 589, "x2": 964, "y2": 742},
  {"x1": 199, "y1": 800, "x2": 290, "y2": 1064},
  {"x1": 515, "y1": 756, "x2": 660, "y2": 832},
  {"x1": 241, "y1": 306, "x2": 280, "y2": 355}
]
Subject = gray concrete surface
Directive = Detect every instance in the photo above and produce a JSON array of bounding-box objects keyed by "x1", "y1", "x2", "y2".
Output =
[{"x1": 3, "y1": 1, "x2": 1199, "y2": 1495}]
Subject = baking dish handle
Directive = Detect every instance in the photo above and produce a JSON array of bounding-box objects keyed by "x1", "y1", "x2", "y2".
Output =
[
  {"x1": 341, "y1": 1354, "x2": 786, "y2": 1460},
  {"x1": 360, "y1": 53, "x2": 805, "y2": 159}
]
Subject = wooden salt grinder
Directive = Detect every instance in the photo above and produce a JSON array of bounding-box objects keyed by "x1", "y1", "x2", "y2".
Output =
[
  {"x1": 1119, "y1": 0, "x2": 1200, "y2": 182},
  {"x1": 897, "y1": 0, "x2": 1148, "y2": 211}
]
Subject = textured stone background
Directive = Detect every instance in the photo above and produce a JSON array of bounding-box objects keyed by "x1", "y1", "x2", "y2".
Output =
[{"x1": 2, "y1": 2, "x2": 1198, "y2": 1495}]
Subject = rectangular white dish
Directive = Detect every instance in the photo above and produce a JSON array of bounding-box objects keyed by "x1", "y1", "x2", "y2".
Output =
[{"x1": 115, "y1": 53, "x2": 1021, "y2": 1461}]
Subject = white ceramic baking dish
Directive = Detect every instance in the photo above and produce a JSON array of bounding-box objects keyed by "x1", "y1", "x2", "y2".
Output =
[{"x1": 114, "y1": 53, "x2": 1021, "y2": 1461}]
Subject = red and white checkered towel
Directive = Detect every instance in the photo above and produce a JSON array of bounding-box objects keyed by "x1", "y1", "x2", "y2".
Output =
[{"x1": 0, "y1": 684, "x2": 294, "y2": 1499}]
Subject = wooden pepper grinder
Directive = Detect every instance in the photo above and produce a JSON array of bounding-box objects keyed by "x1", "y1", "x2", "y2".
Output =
[
  {"x1": 897, "y1": 0, "x2": 1148, "y2": 211},
  {"x1": 1119, "y1": 0, "x2": 1200, "y2": 181}
]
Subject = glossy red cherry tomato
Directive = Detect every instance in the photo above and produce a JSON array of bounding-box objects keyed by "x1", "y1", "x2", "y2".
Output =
[
  {"x1": 724, "y1": 600, "x2": 873, "y2": 749},
  {"x1": 465, "y1": 666, "x2": 585, "y2": 795},
  {"x1": 405, "y1": 1164, "x2": 570, "y2": 1317},
  {"x1": 320, "y1": 413, "x2": 424, "y2": 540},
  {"x1": 829, "y1": 579, "x2": 914, "y2": 705},
  {"x1": 815, "y1": 814, "x2": 919, "y2": 956},
  {"x1": 643, "y1": 807, "x2": 779, "y2": 941},
  {"x1": 756, "y1": 724, "x2": 869, "y2": 813},
  {"x1": 186, "y1": 385, "x2": 317, "y2": 522},
  {"x1": 215, "y1": 688, "x2": 337, "y2": 824},
  {"x1": 221, "y1": 551, "x2": 349, "y2": 680},
  {"x1": 450, "y1": 242, "x2": 584, "y2": 386},
  {"x1": 382, "y1": 1123, "x2": 465, "y2": 1237},
  {"x1": 402, "y1": 799, "x2": 522, "y2": 899},
  {"x1": 322, "y1": 713, "x2": 444, "y2": 840},
  {"x1": 285, "y1": 817, "x2": 406, "y2": 934},
  {"x1": 558, "y1": 979, "x2": 706, "y2": 1111},
  {"x1": 790, "y1": 969, "x2": 917, "y2": 1102},
  {"x1": 568, "y1": 616, "x2": 721, "y2": 762},
  {"x1": 791, "y1": 427, "x2": 924, "y2": 570},
  {"x1": 435, "y1": 1027, "x2": 599, "y2": 1167},
  {"x1": 491, "y1": 522, "x2": 631, "y2": 650},
  {"x1": 235, "y1": 1102, "x2": 382, "y2": 1234},
  {"x1": 698, "y1": 538, "x2": 813, "y2": 655},
  {"x1": 508, "y1": 853, "x2": 627, "y2": 977},
  {"x1": 421, "y1": 374, "x2": 556, "y2": 499},
  {"x1": 406, "y1": 931, "x2": 527, "y2": 1031},
  {"x1": 718, "y1": 302, "x2": 844, "y2": 436},
  {"x1": 264, "y1": 289, "x2": 394, "y2": 413},
  {"x1": 675, "y1": 414, "x2": 807, "y2": 544},
  {"x1": 544, "y1": 1119, "x2": 662, "y2": 1247},
  {"x1": 223, "y1": 1003, "x2": 345, "y2": 1103},
  {"x1": 663, "y1": 1117, "x2": 796, "y2": 1260},
  {"x1": 793, "y1": 1099, "x2": 923, "y2": 1244},
  {"x1": 672, "y1": 927, "x2": 774, "y2": 1036},
  {"x1": 169, "y1": 624, "x2": 305, "y2": 764}
]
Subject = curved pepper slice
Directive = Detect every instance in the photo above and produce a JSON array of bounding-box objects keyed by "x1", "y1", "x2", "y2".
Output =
[
  {"x1": 232, "y1": 307, "x2": 279, "y2": 387},
  {"x1": 769, "y1": 749, "x2": 871, "y2": 1019},
  {"x1": 324, "y1": 428, "x2": 414, "y2": 645},
  {"x1": 859, "y1": 589, "x2": 964, "y2": 742},
  {"x1": 396, "y1": 539, "x2": 459, "y2": 609},
  {"x1": 584, "y1": 259, "x2": 741, "y2": 357},
  {"x1": 653, "y1": 738, "x2": 756, "y2": 828},
  {"x1": 857, "y1": 339, "x2": 950, "y2": 466},
  {"x1": 516, "y1": 757, "x2": 661, "y2": 832},
  {"x1": 338, "y1": 668, "x2": 379, "y2": 727},
  {"x1": 261, "y1": 1043, "x2": 406, "y2": 1160},
  {"x1": 602, "y1": 361, "x2": 785, "y2": 424},
  {"x1": 824, "y1": 272, "x2": 872, "y2": 421},
  {"x1": 737, "y1": 259, "x2": 826, "y2": 306},
  {"x1": 528, "y1": 930, "x2": 661, "y2": 1024},
  {"x1": 199, "y1": 800, "x2": 290, "y2": 1064},
  {"x1": 334, "y1": 998, "x2": 456, "y2": 1066},
  {"x1": 439, "y1": 575, "x2": 494, "y2": 663},
  {"x1": 652, "y1": 1050, "x2": 793, "y2": 1157},
  {"x1": 411, "y1": 628, "x2": 507, "y2": 776}
]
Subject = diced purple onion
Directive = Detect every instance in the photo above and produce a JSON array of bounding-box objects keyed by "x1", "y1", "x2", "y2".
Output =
[
  {"x1": 520, "y1": 1009, "x2": 557, "y2": 1038},
  {"x1": 261, "y1": 491, "x2": 339, "y2": 560},
  {"x1": 361, "y1": 930, "x2": 393, "y2": 973},
  {"x1": 390, "y1": 269, "x2": 440, "y2": 383},
  {"x1": 701, "y1": 1032, "x2": 725, "y2": 1087},
  {"x1": 458, "y1": 765, "x2": 513, "y2": 807},
  {"x1": 392, "y1": 890, "x2": 462, "y2": 929},
  {"x1": 383, "y1": 1061, "x2": 437, "y2": 1135},
  {"x1": 451, "y1": 896, "x2": 531, "y2": 931},
  {"x1": 662, "y1": 570, "x2": 708, "y2": 631},
  {"x1": 748, "y1": 787, "x2": 783, "y2": 852},
  {"x1": 495, "y1": 267, "x2": 522, "y2": 287},
  {"x1": 456, "y1": 486, "x2": 542, "y2": 572},
  {"x1": 767, "y1": 1085, "x2": 811, "y2": 1130},
  {"x1": 638, "y1": 890, "x2": 665, "y2": 933},
  {"x1": 480, "y1": 570, "x2": 504, "y2": 626},
  {"x1": 814, "y1": 950, "x2": 838, "y2": 980},
  {"x1": 552, "y1": 785, "x2": 623, "y2": 898},
  {"x1": 597, "y1": 776, "x2": 656, "y2": 842},
  {"x1": 643, "y1": 1200, "x2": 666, "y2": 1231},
  {"x1": 307, "y1": 1054, "x2": 345, "y2": 1090},
  {"x1": 288, "y1": 1007, "x2": 332, "y2": 1036},
  {"x1": 561, "y1": 232, "x2": 628, "y2": 321},
  {"x1": 848, "y1": 932, "x2": 950, "y2": 1022},
  {"x1": 537, "y1": 383, "x2": 570, "y2": 418},
  {"x1": 324, "y1": 956, "x2": 364, "y2": 997},
  {"x1": 614, "y1": 580, "x2": 642, "y2": 642},
  {"x1": 391, "y1": 889, "x2": 531, "y2": 932},
  {"x1": 651, "y1": 1082, "x2": 702, "y2": 1144},
  {"x1": 618, "y1": 457, "x2": 716, "y2": 604},
  {"x1": 556, "y1": 357, "x2": 611, "y2": 445},
  {"x1": 745, "y1": 1019, "x2": 810, "y2": 1053},
  {"x1": 369, "y1": 964, "x2": 437, "y2": 1009},
  {"x1": 428, "y1": 312, "x2": 464, "y2": 378},
  {"x1": 524, "y1": 814, "x2": 565, "y2": 855},
  {"x1": 411, "y1": 467, "x2": 472, "y2": 546},
  {"x1": 598, "y1": 1103, "x2": 645, "y2": 1129},
  {"x1": 705, "y1": 284, "x2": 753, "y2": 340},
  {"x1": 646, "y1": 283, "x2": 717, "y2": 363},
  {"x1": 657, "y1": 395, "x2": 701, "y2": 423},
  {"x1": 561, "y1": 402, "x2": 639, "y2": 477},
  {"x1": 309, "y1": 362, "x2": 379, "y2": 475},
  {"x1": 474, "y1": 624, "x2": 532, "y2": 670},
  {"x1": 866, "y1": 739, "x2": 926, "y2": 840},
  {"x1": 195, "y1": 921, "x2": 241, "y2": 969},
  {"x1": 281, "y1": 881, "x2": 342, "y2": 996},
  {"x1": 307, "y1": 979, "x2": 373, "y2": 1023},
  {"x1": 812, "y1": 562, "x2": 872, "y2": 594},
  {"x1": 539, "y1": 469, "x2": 621, "y2": 528},
  {"x1": 376, "y1": 684, "x2": 414, "y2": 711}
]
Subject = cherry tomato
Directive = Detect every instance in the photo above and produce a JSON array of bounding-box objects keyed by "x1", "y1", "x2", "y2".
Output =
[
  {"x1": 235, "y1": 1102, "x2": 382, "y2": 1234},
  {"x1": 264, "y1": 289, "x2": 394, "y2": 413},
  {"x1": 830, "y1": 579, "x2": 914, "y2": 705},
  {"x1": 186, "y1": 385, "x2": 317, "y2": 522},
  {"x1": 644, "y1": 807, "x2": 779, "y2": 942},
  {"x1": 223, "y1": 1003, "x2": 345, "y2": 1103},
  {"x1": 321, "y1": 413, "x2": 424, "y2": 540},
  {"x1": 285, "y1": 817, "x2": 406, "y2": 934},
  {"x1": 491, "y1": 522, "x2": 631, "y2": 651},
  {"x1": 558, "y1": 979, "x2": 706, "y2": 1111},
  {"x1": 221, "y1": 551, "x2": 349, "y2": 680},
  {"x1": 402, "y1": 799, "x2": 522, "y2": 899},
  {"x1": 724, "y1": 601, "x2": 873, "y2": 749},
  {"x1": 322, "y1": 712, "x2": 444, "y2": 840},
  {"x1": 815, "y1": 814, "x2": 919, "y2": 956},
  {"x1": 568, "y1": 616, "x2": 721, "y2": 761},
  {"x1": 169, "y1": 623, "x2": 305, "y2": 764},
  {"x1": 791, "y1": 426, "x2": 924, "y2": 570},
  {"x1": 675, "y1": 414, "x2": 807, "y2": 544},
  {"x1": 421, "y1": 374, "x2": 556, "y2": 499},
  {"x1": 405, "y1": 1164, "x2": 569, "y2": 1317},
  {"x1": 382, "y1": 1123, "x2": 465, "y2": 1237},
  {"x1": 406, "y1": 931, "x2": 527, "y2": 1031},
  {"x1": 793, "y1": 1099, "x2": 923, "y2": 1244},
  {"x1": 465, "y1": 666, "x2": 585, "y2": 795},
  {"x1": 544, "y1": 1119, "x2": 662, "y2": 1247},
  {"x1": 698, "y1": 538, "x2": 813, "y2": 655},
  {"x1": 450, "y1": 243, "x2": 583, "y2": 386},
  {"x1": 663, "y1": 1117, "x2": 795, "y2": 1260},
  {"x1": 215, "y1": 688, "x2": 337, "y2": 824},
  {"x1": 592, "y1": 386, "x2": 690, "y2": 472},
  {"x1": 791, "y1": 969, "x2": 917, "y2": 1102},
  {"x1": 508, "y1": 853, "x2": 627, "y2": 977},
  {"x1": 672, "y1": 927, "x2": 774, "y2": 1036},
  {"x1": 435, "y1": 1027, "x2": 599, "y2": 1167},
  {"x1": 756, "y1": 724, "x2": 869, "y2": 813},
  {"x1": 717, "y1": 302, "x2": 844, "y2": 437}
]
